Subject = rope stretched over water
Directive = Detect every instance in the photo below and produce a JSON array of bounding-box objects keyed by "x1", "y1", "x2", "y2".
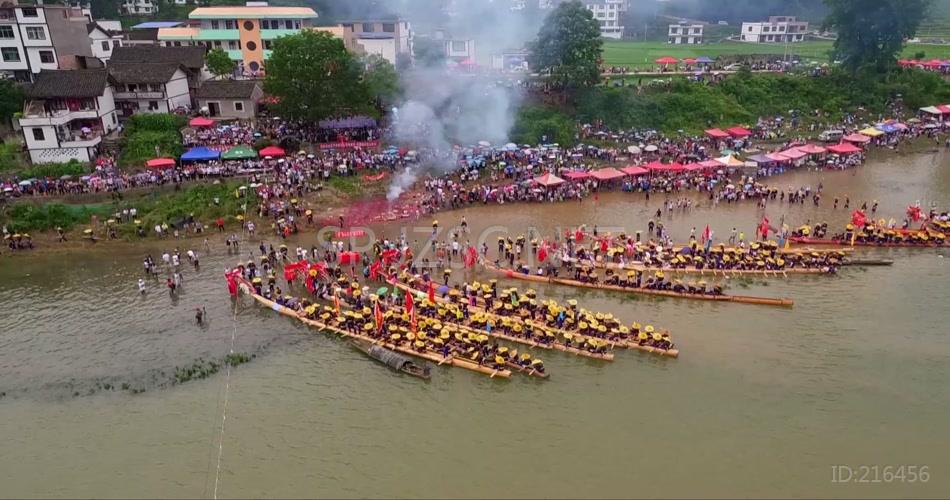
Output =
[{"x1": 208, "y1": 200, "x2": 250, "y2": 499}]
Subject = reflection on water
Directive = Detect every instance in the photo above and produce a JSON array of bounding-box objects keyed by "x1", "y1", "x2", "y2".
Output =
[{"x1": 0, "y1": 150, "x2": 948, "y2": 497}]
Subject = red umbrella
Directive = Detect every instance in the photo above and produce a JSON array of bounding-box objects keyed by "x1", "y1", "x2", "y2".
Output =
[
  {"x1": 258, "y1": 146, "x2": 286, "y2": 157},
  {"x1": 682, "y1": 58, "x2": 697, "y2": 64},
  {"x1": 189, "y1": 117, "x2": 215, "y2": 127},
  {"x1": 655, "y1": 56, "x2": 679, "y2": 65}
]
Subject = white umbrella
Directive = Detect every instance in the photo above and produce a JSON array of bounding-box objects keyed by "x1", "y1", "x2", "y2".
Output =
[
  {"x1": 627, "y1": 146, "x2": 641, "y2": 154},
  {"x1": 478, "y1": 141, "x2": 491, "y2": 147},
  {"x1": 3, "y1": 187, "x2": 12, "y2": 192},
  {"x1": 18, "y1": 180, "x2": 32, "y2": 186},
  {"x1": 644, "y1": 145, "x2": 658, "y2": 152}
]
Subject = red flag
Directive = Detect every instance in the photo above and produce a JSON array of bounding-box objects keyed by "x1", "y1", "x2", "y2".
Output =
[
  {"x1": 463, "y1": 247, "x2": 477, "y2": 268},
  {"x1": 599, "y1": 238, "x2": 608, "y2": 253},
  {"x1": 538, "y1": 246, "x2": 548, "y2": 263},
  {"x1": 701, "y1": 224, "x2": 711, "y2": 243},
  {"x1": 404, "y1": 288, "x2": 416, "y2": 331},
  {"x1": 374, "y1": 301, "x2": 383, "y2": 332},
  {"x1": 852, "y1": 209, "x2": 868, "y2": 227},
  {"x1": 334, "y1": 295, "x2": 341, "y2": 317},
  {"x1": 369, "y1": 260, "x2": 382, "y2": 280},
  {"x1": 225, "y1": 269, "x2": 242, "y2": 295},
  {"x1": 427, "y1": 281, "x2": 436, "y2": 303},
  {"x1": 574, "y1": 229, "x2": 584, "y2": 242}
]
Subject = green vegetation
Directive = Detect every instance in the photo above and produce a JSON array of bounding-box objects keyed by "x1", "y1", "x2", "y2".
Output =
[
  {"x1": 206, "y1": 48, "x2": 236, "y2": 79},
  {"x1": 119, "y1": 113, "x2": 187, "y2": 167},
  {"x1": 1, "y1": 181, "x2": 256, "y2": 234},
  {"x1": 265, "y1": 30, "x2": 376, "y2": 122},
  {"x1": 826, "y1": 0, "x2": 932, "y2": 71},
  {"x1": 528, "y1": 0, "x2": 604, "y2": 89},
  {"x1": 327, "y1": 175, "x2": 365, "y2": 197},
  {"x1": 602, "y1": 40, "x2": 950, "y2": 70},
  {"x1": 0, "y1": 142, "x2": 25, "y2": 172},
  {"x1": 0, "y1": 79, "x2": 25, "y2": 125},
  {"x1": 522, "y1": 69, "x2": 950, "y2": 136},
  {"x1": 362, "y1": 54, "x2": 402, "y2": 110},
  {"x1": 2, "y1": 203, "x2": 113, "y2": 233},
  {"x1": 511, "y1": 105, "x2": 577, "y2": 147}
]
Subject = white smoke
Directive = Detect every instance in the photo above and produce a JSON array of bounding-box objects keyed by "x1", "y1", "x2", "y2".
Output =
[{"x1": 382, "y1": 0, "x2": 547, "y2": 201}]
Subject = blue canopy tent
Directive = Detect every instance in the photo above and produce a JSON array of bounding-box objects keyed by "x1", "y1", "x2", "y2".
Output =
[
  {"x1": 695, "y1": 56, "x2": 715, "y2": 64},
  {"x1": 181, "y1": 147, "x2": 220, "y2": 162},
  {"x1": 875, "y1": 123, "x2": 899, "y2": 134}
]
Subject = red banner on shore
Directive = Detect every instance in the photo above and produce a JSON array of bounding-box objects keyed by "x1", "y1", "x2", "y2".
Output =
[
  {"x1": 318, "y1": 140, "x2": 381, "y2": 151},
  {"x1": 336, "y1": 230, "x2": 367, "y2": 238}
]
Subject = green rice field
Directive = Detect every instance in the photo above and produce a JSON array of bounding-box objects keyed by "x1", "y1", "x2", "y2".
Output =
[{"x1": 602, "y1": 40, "x2": 950, "y2": 69}]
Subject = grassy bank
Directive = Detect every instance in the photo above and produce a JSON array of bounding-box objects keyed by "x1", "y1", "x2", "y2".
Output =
[
  {"x1": 517, "y1": 68, "x2": 950, "y2": 139},
  {"x1": 602, "y1": 40, "x2": 950, "y2": 70},
  {"x1": 1, "y1": 181, "x2": 255, "y2": 235}
]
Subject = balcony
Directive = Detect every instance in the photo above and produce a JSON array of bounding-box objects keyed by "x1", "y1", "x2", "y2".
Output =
[
  {"x1": 19, "y1": 108, "x2": 99, "y2": 127},
  {"x1": 114, "y1": 91, "x2": 165, "y2": 100},
  {"x1": 58, "y1": 127, "x2": 103, "y2": 148}
]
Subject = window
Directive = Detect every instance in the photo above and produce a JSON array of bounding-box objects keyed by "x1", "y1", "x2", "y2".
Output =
[
  {"x1": 32, "y1": 128, "x2": 44, "y2": 141},
  {"x1": 211, "y1": 20, "x2": 219, "y2": 29},
  {"x1": 25, "y1": 26, "x2": 46, "y2": 40},
  {"x1": 1, "y1": 47, "x2": 19, "y2": 62},
  {"x1": 127, "y1": 84, "x2": 137, "y2": 92},
  {"x1": 39, "y1": 50, "x2": 54, "y2": 64},
  {"x1": 260, "y1": 19, "x2": 270, "y2": 29},
  {"x1": 101, "y1": 41, "x2": 110, "y2": 51},
  {"x1": 0, "y1": 26, "x2": 13, "y2": 39},
  {"x1": 263, "y1": 40, "x2": 272, "y2": 50},
  {"x1": 284, "y1": 19, "x2": 293, "y2": 29},
  {"x1": 451, "y1": 41, "x2": 466, "y2": 52},
  {"x1": 363, "y1": 23, "x2": 375, "y2": 33},
  {"x1": 148, "y1": 101, "x2": 159, "y2": 110},
  {"x1": 225, "y1": 20, "x2": 236, "y2": 30},
  {"x1": 383, "y1": 23, "x2": 395, "y2": 33},
  {"x1": 246, "y1": 41, "x2": 256, "y2": 51},
  {"x1": 21, "y1": 7, "x2": 37, "y2": 17},
  {"x1": 234, "y1": 101, "x2": 244, "y2": 112},
  {"x1": 244, "y1": 20, "x2": 254, "y2": 31}
]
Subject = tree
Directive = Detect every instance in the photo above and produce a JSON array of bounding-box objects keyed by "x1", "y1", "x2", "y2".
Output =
[
  {"x1": 264, "y1": 30, "x2": 375, "y2": 121},
  {"x1": 527, "y1": 0, "x2": 603, "y2": 90},
  {"x1": 362, "y1": 54, "x2": 402, "y2": 110},
  {"x1": 205, "y1": 48, "x2": 236, "y2": 79},
  {"x1": 91, "y1": 0, "x2": 121, "y2": 19},
  {"x1": 413, "y1": 37, "x2": 447, "y2": 68},
  {"x1": 824, "y1": 0, "x2": 932, "y2": 71},
  {"x1": 0, "y1": 79, "x2": 25, "y2": 126}
]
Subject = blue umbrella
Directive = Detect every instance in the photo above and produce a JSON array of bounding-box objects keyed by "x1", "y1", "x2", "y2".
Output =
[
  {"x1": 696, "y1": 56, "x2": 714, "y2": 64},
  {"x1": 437, "y1": 285, "x2": 449, "y2": 294}
]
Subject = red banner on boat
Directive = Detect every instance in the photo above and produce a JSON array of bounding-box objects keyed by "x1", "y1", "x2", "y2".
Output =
[
  {"x1": 338, "y1": 251, "x2": 361, "y2": 265},
  {"x1": 336, "y1": 230, "x2": 366, "y2": 238},
  {"x1": 318, "y1": 140, "x2": 380, "y2": 151},
  {"x1": 852, "y1": 209, "x2": 867, "y2": 227}
]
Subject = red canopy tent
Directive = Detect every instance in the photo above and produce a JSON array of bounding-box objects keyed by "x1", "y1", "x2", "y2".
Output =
[
  {"x1": 842, "y1": 133, "x2": 871, "y2": 144},
  {"x1": 621, "y1": 165, "x2": 649, "y2": 176},
  {"x1": 258, "y1": 146, "x2": 286, "y2": 157},
  {"x1": 189, "y1": 117, "x2": 215, "y2": 127},
  {"x1": 682, "y1": 58, "x2": 697, "y2": 64},
  {"x1": 682, "y1": 163, "x2": 705, "y2": 172},
  {"x1": 655, "y1": 56, "x2": 679, "y2": 65},
  {"x1": 645, "y1": 161, "x2": 685, "y2": 172},
  {"x1": 779, "y1": 148, "x2": 808, "y2": 160},
  {"x1": 589, "y1": 167, "x2": 625, "y2": 181},
  {"x1": 699, "y1": 159, "x2": 723, "y2": 169},
  {"x1": 146, "y1": 157, "x2": 176, "y2": 169},
  {"x1": 936, "y1": 104, "x2": 950, "y2": 114},
  {"x1": 766, "y1": 153, "x2": 791, "y2": 162},
  {"x1": 562, "y1": 171, "x2": 590, "y2": 181},
  {"x1": 726, "y1": 126, "x2": 752, "y2": 138},
  {"x1": 827, "y1": 142, "x2": 863, "y2": 154},
  {"x1": 923, "y1": 59, "x2": 944, "y2": 68},
  {"x1": 704, "y1": 128, "x2": 730, "y2": 139},
  {"x1": 534, "y1": 172, "x2": 565, "y2": 187},
  {"x1": 795, "y1": 144, "x2": 827, "y2": 155}
]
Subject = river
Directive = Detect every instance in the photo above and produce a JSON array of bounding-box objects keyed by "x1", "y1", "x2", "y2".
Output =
[{"x1": 1, "y1": 149, "x2": 948, "y2": 498}]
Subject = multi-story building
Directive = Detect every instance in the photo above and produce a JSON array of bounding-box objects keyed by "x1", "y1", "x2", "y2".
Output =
[
  {"x1": 109, "y1": 62, "x2": 192, "y2": 117},
  {"x1": 741, "y1": 16, "x2": 809, "y2": 43},
  {"x1": 668, "y1": 23, "x2": 703, "y2": 44},
  {"x1": 88, "y1": 22, "x2": 122, "y2": 62},
  {"x1": 121, "y1": 0, "x2": 158, "y2": 16},
  {"x1": 17, "y1": 69, "x2": 119, "y2": 164},
  {"x1": 584, "y1": 0, "x2": 626, "y2": 39},
  {"x1": 156, "y1": 4, "x2": 318, "y2": 76},
  {"x1": 338, "y1": 19, "x2": 412, "y2": 66},
  {"x1": 0, "y1": 3, "x2": 102, "y2": 81}
]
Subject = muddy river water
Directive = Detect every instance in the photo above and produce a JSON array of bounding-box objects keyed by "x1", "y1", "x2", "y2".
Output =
[{"x1": 1, "y1": 149, "x2": 948, "y2": 498}]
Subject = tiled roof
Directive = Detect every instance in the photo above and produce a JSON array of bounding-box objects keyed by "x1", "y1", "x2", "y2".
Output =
[
  {"x1": 196, "y1": 80, "x2": 262, "y2": 99},
  {"x1": 27, "y1": 69, "x2": 110, "y2": 99}
]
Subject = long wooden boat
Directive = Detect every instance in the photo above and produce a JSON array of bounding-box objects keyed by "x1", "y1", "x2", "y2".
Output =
[
  {"x1": 575, "y1": 231, "x2": 854, "y2": 254},
  {"x1": 789, "y1": 236, "x2": 948, "y2": 248},
  {"x1": 351, "y1": 339, "x2": 431, "y2": 380},
  {"x1": 576, "y1": 258, "x2": 828, "y2": 277},
  {"x1": 365, "y1": 298, "x2": 617, "y2": 362},
  {"x1": 388, "y1": 279, "x2": 680, "y2": 358},
  {"x1": 236, "y1": 281, "x2": 511, "y2": 378},
  {"x1": 482, "y1": 262, "x2": 794, "y2": 307}
]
